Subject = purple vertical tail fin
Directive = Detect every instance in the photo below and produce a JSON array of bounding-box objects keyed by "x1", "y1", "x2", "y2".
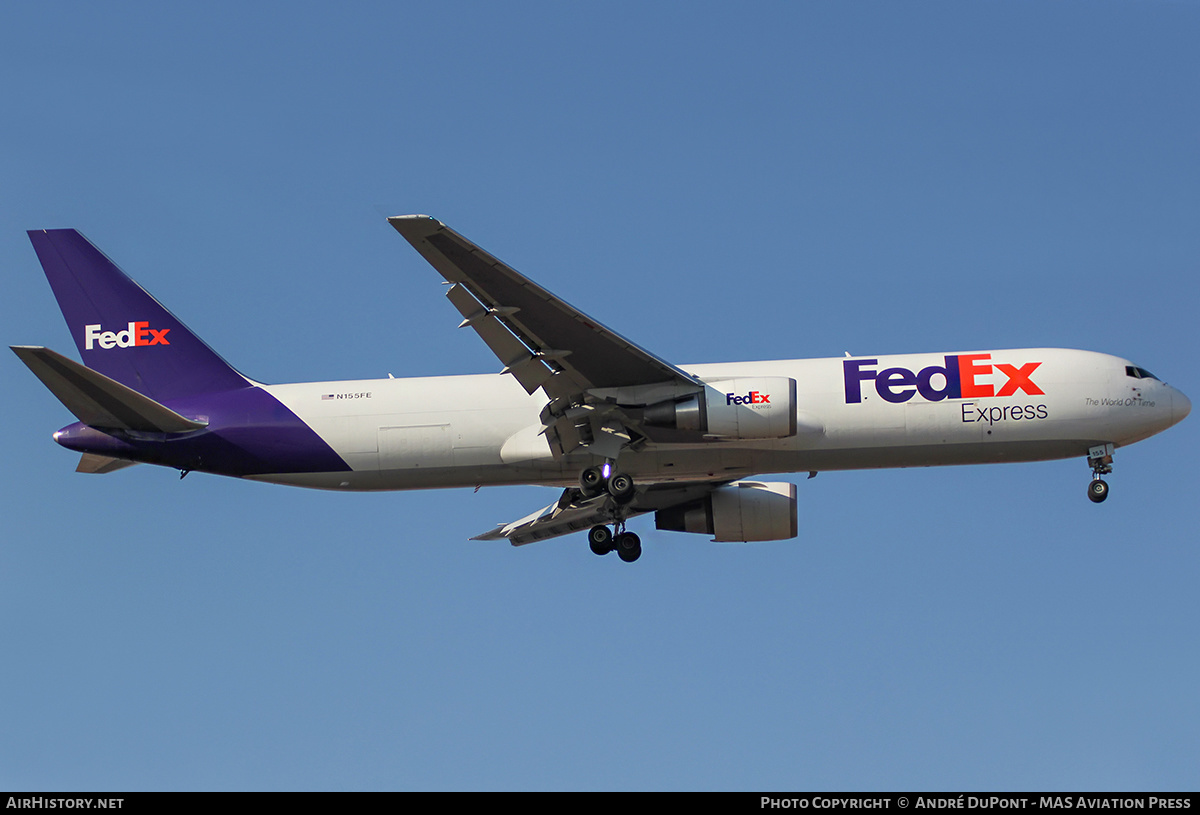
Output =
[{"x1": 27, "y1": 229, "x2": 250, "y2": 403}]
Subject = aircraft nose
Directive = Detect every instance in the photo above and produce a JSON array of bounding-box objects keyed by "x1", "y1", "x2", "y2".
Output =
[{"x1": 1173, "y1": 388, "x2": 1192, "y2": 426}]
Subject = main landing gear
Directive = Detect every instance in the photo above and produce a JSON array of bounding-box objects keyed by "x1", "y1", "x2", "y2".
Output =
[
  {"x1": 580, "y1": 464, "x2": 636, "y2": 504},
  {"x1": 581, "y1": 462, "x2": 641, "y2": 562},
  {"x1": 1087, "y1": 443, "x2": 1114, "y2": 504},
  {"x1": 588, "y1": 524, "x2": 641, "y2": 562}
]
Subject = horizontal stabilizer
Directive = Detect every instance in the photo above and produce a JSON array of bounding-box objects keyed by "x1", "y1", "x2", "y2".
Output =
[
  {"x1": 76, "y1": 453, "x2": 139, "y2": 474},
  {"x1": 11, "y1": 346, "x2": 208, "y2": 433}
]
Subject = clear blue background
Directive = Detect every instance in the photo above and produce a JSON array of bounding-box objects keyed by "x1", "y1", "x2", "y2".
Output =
[{"x1": 2, "y1": 1, "x2": 1197, "y2": 791}]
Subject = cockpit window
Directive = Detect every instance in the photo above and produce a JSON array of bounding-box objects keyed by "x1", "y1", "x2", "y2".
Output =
[{"x1": 1125, "y1": 366, "x2": 1159, "y2": 381}]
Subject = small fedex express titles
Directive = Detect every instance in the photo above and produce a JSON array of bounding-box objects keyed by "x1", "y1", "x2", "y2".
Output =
[
  {"x1": 843, "y1": 354, "x2": 1043, "y2": 404},
  {"x1": 727, "y1": 390, "x2": 771, "y2": 406},
  {"x1": 84, "y1": 322, "x2": 171, "y2": 350}
]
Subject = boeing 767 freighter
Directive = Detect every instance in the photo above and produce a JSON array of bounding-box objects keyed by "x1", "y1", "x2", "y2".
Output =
[{"x1": 13, "y1": 217, "x2": 1191, "y2": 562}]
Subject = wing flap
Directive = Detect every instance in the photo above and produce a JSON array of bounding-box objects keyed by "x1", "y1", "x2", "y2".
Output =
[{"x1": 445, "y1": 283, "x2": 553, "y2": 393}]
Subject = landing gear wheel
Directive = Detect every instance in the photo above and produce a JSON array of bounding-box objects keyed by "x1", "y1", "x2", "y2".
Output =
[
  {"x1": 607, "y1": 472, "x2": 635, "y2": 504},
  {"x1": 616, "y1": 532, "x2": 642, "y2": 563},
  {"x1": 588, "y1": 525, "x2": 613, "y2": 555},
  {"x1": 580, "y1": 466, "x2": 606, "y2": 496},
  {"x1": 1086, "y1": 444, "x2": 1114, "y2": 503}
]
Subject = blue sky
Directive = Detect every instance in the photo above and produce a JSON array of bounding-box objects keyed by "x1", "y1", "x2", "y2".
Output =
[{"x1": 2, "y1": 1, "x2": 1197, "y2": 791}]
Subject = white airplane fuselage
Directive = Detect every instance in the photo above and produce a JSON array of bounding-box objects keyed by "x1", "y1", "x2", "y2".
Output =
[
  {"x1": 256, "y1": 347, "x2": 1188, "y2": 491},
  {"x1": 17, "y1": 222, "x2": 1190, "y2": 554}
]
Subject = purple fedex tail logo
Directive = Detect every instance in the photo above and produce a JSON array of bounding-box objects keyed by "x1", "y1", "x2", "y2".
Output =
[
  {"x1": 84, "y1": 321, "x2": 171, "y2": 350},
  {"x1": 28, "y1": 228, "x2": 246, "y2": 402},
  {"x1": 844, "y1": 354, "x2": 1044, "y2": 404},
  {"x1": 22, "y1": 228, "x2": 353, "y2": 478}
]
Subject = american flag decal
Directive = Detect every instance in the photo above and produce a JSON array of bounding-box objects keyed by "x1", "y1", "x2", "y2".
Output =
[{"x1": 321, "y1": 394, "x2": 335, "y2": 400}]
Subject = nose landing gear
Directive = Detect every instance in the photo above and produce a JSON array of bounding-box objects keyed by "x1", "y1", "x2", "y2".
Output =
[{"x1": 1087, "y1": 443, "x2": 1114, "y2": 504}]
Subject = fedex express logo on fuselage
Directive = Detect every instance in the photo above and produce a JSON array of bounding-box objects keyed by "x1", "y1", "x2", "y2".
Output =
[
  {"x1": 727, "y1": 390, "x2": 771, "y2": 406},
  {"x1": 843, "y1": 354, "x2": 1043, "y2": 404},
  {"x1": 84, "y1": 322, "x2": 171, "y2": 350}
]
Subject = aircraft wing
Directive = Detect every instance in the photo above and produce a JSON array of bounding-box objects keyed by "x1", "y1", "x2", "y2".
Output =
[
  {"x1": 388, "y1": 216, "x2": 701, "y2": 398},
  {"x1": 472, "y1": 481, "x2": 726, "y2": 546}
]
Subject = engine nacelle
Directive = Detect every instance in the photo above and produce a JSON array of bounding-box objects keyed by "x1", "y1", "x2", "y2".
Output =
[
  {"x1": 655, "y1": 481, "x2": 798, "y2": 542},
  {"x1": 643, "y1": 377, "x2": 797, "y2": 439}
]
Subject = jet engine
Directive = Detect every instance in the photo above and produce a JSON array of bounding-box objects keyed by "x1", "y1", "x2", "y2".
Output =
[
  {"x1": 642, "y1": 377, "x2": 797, "y2": 439},
  {"x1": 655, "y1": 481, "x2": 798, "y2": 541}
]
